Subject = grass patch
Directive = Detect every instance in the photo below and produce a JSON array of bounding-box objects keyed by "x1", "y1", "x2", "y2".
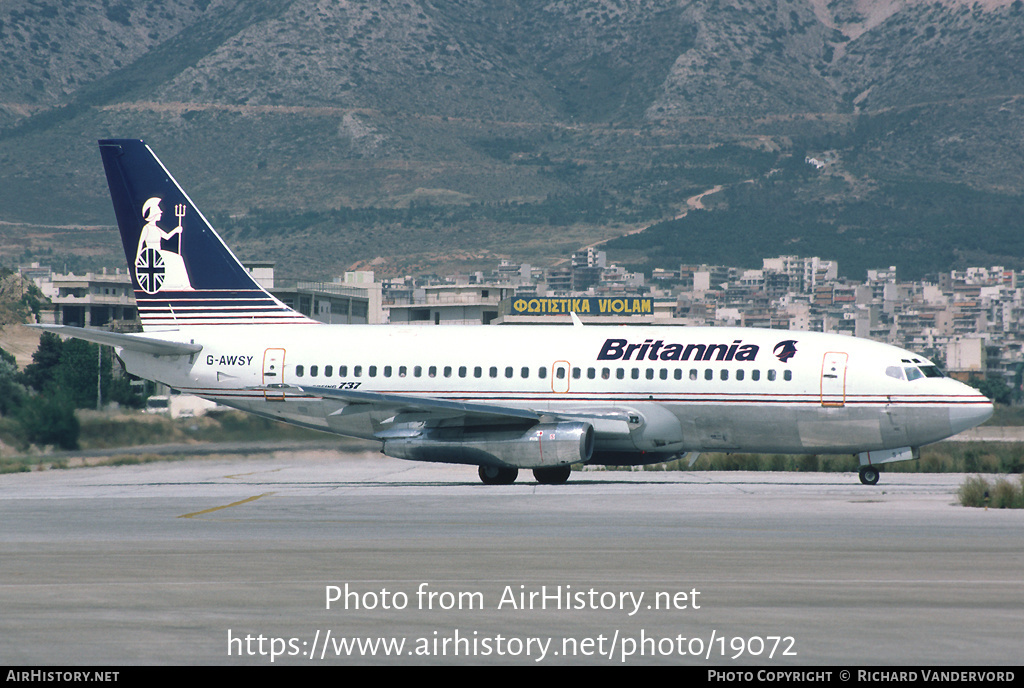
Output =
[
  {"x1": 958, "y1": 475, "x2": 1024, "y2": 508},
  {"x1": 74, "y1": 409, "x2": 327, "y2": 449},
  {"x1": 988, "y1": 405, "x2": 1024, "y2": 426},
  {"x1": 0, "y1": 455, "x2": 31, "y2": 474},
  {"x1": 639, "y1": 453, "x2": 860, "y2": 473},
  {"x1": 616, "y1": 443, "x2": 1024, "y2": 475},
  {"x1": 0, "y1": 409, "x2": 335, "y2": 471}
]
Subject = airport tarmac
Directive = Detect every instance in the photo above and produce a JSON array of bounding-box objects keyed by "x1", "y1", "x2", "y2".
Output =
[{"x1": 1, "y1": 450, "x2": 1021, "y2": 666}]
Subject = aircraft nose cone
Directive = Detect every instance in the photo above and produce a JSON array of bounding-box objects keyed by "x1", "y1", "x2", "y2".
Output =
[{"x1": 949, "y1": 397, "x2": 994, "y2": 436}]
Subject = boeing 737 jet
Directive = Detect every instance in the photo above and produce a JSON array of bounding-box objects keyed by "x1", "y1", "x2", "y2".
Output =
[{"x1": 34, "y1": 139, "x2": 994, "y2": 485}]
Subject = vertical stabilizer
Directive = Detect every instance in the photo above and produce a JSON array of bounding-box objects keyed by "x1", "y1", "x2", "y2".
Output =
[{"x1": 98, "y1": 139, "x2": 315, "y2": 329}]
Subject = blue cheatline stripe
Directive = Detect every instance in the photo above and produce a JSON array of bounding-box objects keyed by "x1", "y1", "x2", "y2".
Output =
[
  {"x1": 140, "y1": 305, "x2": 294, "y2": 313},
  {"x1": 135, "y1": 288, "x2": 317, "y2": 327},
  {"x1": 137, "y1": 298, "x2": 288, "y2": 307}
]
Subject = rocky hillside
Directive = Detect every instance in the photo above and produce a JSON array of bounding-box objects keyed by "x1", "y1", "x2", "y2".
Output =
[{"x1": 1, "y1": 0, "x2": 1022, "y2": 279}]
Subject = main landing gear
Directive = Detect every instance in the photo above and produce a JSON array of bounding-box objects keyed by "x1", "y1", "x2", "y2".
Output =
[
  {"x1": 859, "y1": 465, "x2": 880, "y2": 486},
  {"x1": 477, "y1": 465, "x2": 573, "y2": 485},
  {"x1": 478, "y1": 465, "x2": 518, "y2": 484},
  {"x1": 533, "y1": 465, "x2": 572, "y2": 484}
]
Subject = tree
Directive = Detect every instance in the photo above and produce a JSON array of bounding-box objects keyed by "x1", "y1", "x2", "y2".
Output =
[
  {"x1": 19, "y1": 334, "x2": 143, "y2": 410},
  {"x1": 20, "y1": 331, "x2": 63, "y2": 393},
  {"x1": 55, "y1": 338, "x2": 99, "y2": 409},
  {"x1": 0, "y1": 346, "x2": 25, "y2": 416},
  {"x1": 17, "y1": 392, "x2": 79, "y2": 450},
  {"x1": 974, "y1": 378, "x2": 1013, "y2": 406}
]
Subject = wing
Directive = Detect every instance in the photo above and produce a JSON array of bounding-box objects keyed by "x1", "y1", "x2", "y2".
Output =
[
  {"x1": 292, "y1": 385, "x2": 643, "y2": 450},
  {"x1": 293, "y1": 385, "x2": 598, "y2": 469},
  {"x1": 295, "y1": 384, "x2": 541, "y2": 426}
]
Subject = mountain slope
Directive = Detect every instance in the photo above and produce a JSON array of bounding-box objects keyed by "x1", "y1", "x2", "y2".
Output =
[{"x1": 0, "y1": 0, "x2": 1021, "y2": 279}]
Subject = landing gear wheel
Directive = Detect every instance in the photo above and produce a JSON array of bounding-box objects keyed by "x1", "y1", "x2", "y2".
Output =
[
  {"x1": 533, "y1": 465, "x2": 572, "y2": 484},
  {"x1": 859, "y1": 466, "x2": 880, "y2": 486},
  {"x1": 478, "y1": 465, "x2": 518, "y2": 485}
]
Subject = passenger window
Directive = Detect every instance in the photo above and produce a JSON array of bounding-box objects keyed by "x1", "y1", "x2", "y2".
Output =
[
  {"x1": 631, "y1": 368, "x2": 640, "y2": 380},
  {"x1": 645, "y1": 369, "x2": 654, "y2": 380},
  {"x1": 505, "y1": 366, "x2": 514, "y2": 378},
  {"x1": 474, "y1": 366, "x2": 482, "y2": 378},
  {"x1": 489, "y1": 366, "x2": 498, "y2": 378},
  {"x1": 368, "y1": 366, "x2": 377, "y2": 377},
  {"x1": 660, "y1": 369, "x2": 668, "y2": 380},
  {"x1": 736, "y1": 369, "x2": 744, "y2": 381},
  {"x1": 751, "y1": 370, "x2": 760, "y2": 381},
  {"x1": 310, "y1": 365, "x2": 318, "y2": 377},
  {"x1": 384, "y1": 366, "x2": 392, "y2": 377},
  {"x1": 555, "y1": 367, "x2": 566, "y2": 379},
  {"x1": 601, "y1": 368, "x2": 610, "y2": 380},
  {"x1": 674, "y1": 369, "x2": 682, "y2": 380},
  {"x1": 587, "y1": 368, "x2": 596, "y2": 380},
  {"x1": 399, "y1": 366, "x2": 407, "y2": 377},
  {"x1": 295, "y1": 365, "x2": 304, "y2": 378},
  {"x1": 339, "y1": 365, "x2": 347, "y2": 377},
  {"x1": 704, "y1": 369, "x2": 713, "y2": 380},
  {"x1": 538, "y1": 367, "x2": 547, "y2": 379},
  {"x1": 429, "y1": 366, "x2": 437, "y2": 378},
  {"x1": 690, "y1": 369, "x2": 697, "y2": 381},
  {"x1": 444, "y1": 366, "x2": 452, "y2": 378},
  {"x1": 784, "y1": 370, "x2": 792, "y2": 381},
  {"x1": 325, "y1": 365, "x2": 333, "y2": 377},
  {"x1": 720, "y1": 369, "x2": 728, "y2": 380},
  {"x1": 767, "y1": 370, "x2": 776, "y2": 381},
  {"x1": 616, "y1": 368, "x2": 624, "y2": 380},
  {"x1": 354, "y1": 365, "x2": 362, "y2": 377},
  {"x1": 459, "y1": 366, "x2": 467, "y2": 378},
  {"x1": 521, "y1": 366, "x2": 529, "y2": 378},
  {"x1": 572, "y1": 367, "x2": 581, "y2": 379}
]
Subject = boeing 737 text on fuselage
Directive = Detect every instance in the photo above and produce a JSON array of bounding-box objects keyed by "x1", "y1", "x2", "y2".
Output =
[{"x1": 34, "y1": 140, "x2": 994, "y2": 485}]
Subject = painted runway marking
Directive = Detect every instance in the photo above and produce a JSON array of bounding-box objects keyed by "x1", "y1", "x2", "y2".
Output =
[{"x1": 178, "y1": 492, "x2": 275, "y2": 518}]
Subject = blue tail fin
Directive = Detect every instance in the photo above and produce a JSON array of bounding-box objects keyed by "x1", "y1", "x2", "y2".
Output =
[{"x1": 98, "y1": 139, "x2": 314, "y2": 329}]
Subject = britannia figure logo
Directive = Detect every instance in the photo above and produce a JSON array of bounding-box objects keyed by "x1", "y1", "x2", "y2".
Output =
[
  {"x1": 774, "y1": 340, "x2": 798, "y2": 363},
  {"x1": 134, "y1": 197, "x2": 193, "y2": 293}
]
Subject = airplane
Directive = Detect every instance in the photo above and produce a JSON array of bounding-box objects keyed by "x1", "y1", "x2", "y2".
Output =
[{"x1": 33, "y1": 139, "x2": 994, "y2": 486}]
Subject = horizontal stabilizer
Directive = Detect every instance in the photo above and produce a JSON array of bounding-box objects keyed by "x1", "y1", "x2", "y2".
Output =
[{"x1": 29, "y1": 324, "x2": 203, "y2": 357}]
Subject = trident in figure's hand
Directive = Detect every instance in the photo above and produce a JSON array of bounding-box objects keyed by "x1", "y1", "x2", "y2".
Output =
[{"x1": 174, "y1": 204, "x2": 186, "y2": 230}]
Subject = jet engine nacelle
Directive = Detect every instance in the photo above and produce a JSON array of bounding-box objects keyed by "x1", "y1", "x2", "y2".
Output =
[{"x1": 382, "y1": 422, "x2": 594, "y2": 469}]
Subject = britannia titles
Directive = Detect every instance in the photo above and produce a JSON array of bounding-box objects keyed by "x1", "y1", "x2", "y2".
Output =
[{"x1": 598, "y1": 338, "x2": 759, "y2": 362}]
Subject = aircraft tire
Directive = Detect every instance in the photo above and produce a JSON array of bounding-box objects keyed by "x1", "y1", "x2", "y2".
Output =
[
  {"x1": 859, "y1": 466, "x2": 880, "y2": 486},
  {"x1": 533, "y1": 465, "x2": 572, "y2": 484},
  {"x1": 478, "y1": 465, "x2": 518, "y2": 485}
]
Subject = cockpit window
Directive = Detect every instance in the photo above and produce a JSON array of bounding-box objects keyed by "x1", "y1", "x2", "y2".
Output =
[
  {"x1": 890, "y1": 358, "x2": 944, "y2": 381},
  {"x1": 885, "y1": 366, "x2": 905, "y2": 380}
]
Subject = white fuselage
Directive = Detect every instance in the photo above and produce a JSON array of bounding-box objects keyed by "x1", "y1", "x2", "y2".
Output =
[{"x1": 119, "y1": 323, "x2": 992, "y2": 463}]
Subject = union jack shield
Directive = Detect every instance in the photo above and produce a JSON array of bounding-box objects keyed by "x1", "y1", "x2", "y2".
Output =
[{"x1": 136, "y1": 247, "x2": 166, "y2": 294}]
